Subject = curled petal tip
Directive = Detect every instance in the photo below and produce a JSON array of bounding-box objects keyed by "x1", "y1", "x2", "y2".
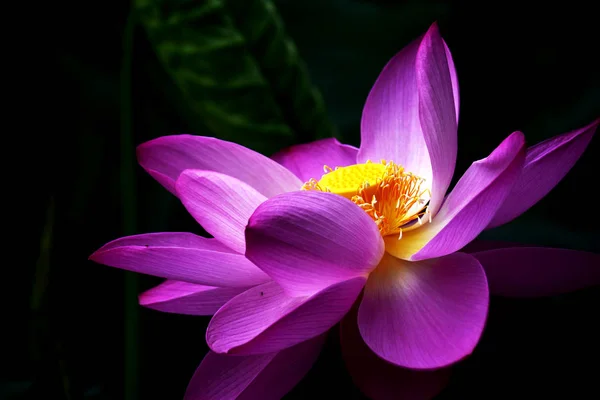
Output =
[
  {"x1": 424, "y1": 21, "x2": 443, "y2": 40},
  {"x1": 429, "y1": 21, "x2": 440, "y2": 31},
  {"x1": 587, "y1": 117, "x2": 600, "y2": 132},
  {"x1": 513, "y1": 130, "x2": 526, "y2": 140},
  {"x1": 88, "y1": 248, "x2": 106, "y2": 263},
  {"x1": 420, "y1": 23, "x2": 444, "y2": 51}
]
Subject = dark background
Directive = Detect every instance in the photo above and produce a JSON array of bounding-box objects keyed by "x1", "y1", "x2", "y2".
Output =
[{"x1": 10, "y1": 0, "x2": 599, "y2": 399}]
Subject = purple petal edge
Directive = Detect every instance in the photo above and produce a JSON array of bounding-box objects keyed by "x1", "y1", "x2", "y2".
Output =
[
  {"x1": 139, "y1": 280, "x2": 246, "y2": 316},
  {"x1": 488, "y1": 118, "x2": 599, "y2": 228}
]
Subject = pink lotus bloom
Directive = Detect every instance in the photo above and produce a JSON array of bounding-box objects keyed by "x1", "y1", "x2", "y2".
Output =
[{"x1": 90, "y1": 23, "x2": 599, "y2": 399}]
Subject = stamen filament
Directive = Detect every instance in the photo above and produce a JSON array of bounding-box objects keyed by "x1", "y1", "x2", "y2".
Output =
[{"x1": 301, "y1": 160, "x2": 431, "y2": 238}]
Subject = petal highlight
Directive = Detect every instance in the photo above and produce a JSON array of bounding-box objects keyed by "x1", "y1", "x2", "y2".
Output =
[
  {"x1": 207, "y1": 278, "x2": 365, "y2": 355},
  {"x1": 416, "y1": 22, "x2": 459, "y2": 216},
  {"x1": 358, "y1": 34, "x2": 432, "y2": 182},
  {"x1": 176, "y1": 170, "x2": 267, "y2": 254},
  {"x1": 358, "y1": 252, "x2": 488, "y2": 369},
  {"x1": 271, "y1": 138, "x2": 358, "y2": 182},
  {"x1": 137, "y1": 135, "x2": 302, "y2": 197},
  {"x1": 386, "y1": 131, "x2": 525, "y2": 261},
  {"x1": 341, "y1": 305, "x2": 451, "y2": 400},
  {"x1": 245, "y1": 191, "x2": 384, "y2": 297},
  {"x1": 488, "y1": 118, "x2": 599, "y2": 228},
  {"x1": 89, "y1": 233, "x2": 269, "y2": 287},
  {"x1": 443, "y1": 39, "x2": 460, "y2": 123},
  {"x1": 139, "y1": 280, "x2": 246, "y2": 315},
  {"x1": 473, "y1": 247, "x2": 600, "y2": 297},
  {"x1": 184, "y1": 335, "x2": 325, "y2": 400},
  {"x1": 358, "y1": 23, "x2": 460, "y2": 217}
]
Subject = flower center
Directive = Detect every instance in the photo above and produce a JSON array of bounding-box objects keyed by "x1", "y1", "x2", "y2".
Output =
[{"x1": 302, "y1": 160, "x2": 430, "y2": 238}]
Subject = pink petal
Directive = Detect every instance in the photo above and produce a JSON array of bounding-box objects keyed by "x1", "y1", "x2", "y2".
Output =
[
  {"x1": 89, "y1": 232, "x2": 269, "y2": 287},
  {"x1": 137, "y1": 135, "x2": 302, "y2": 197},
  {"x1": 444, "y1": 40, "x2": 460, "y2": 123},
  {"x1": 237, "y1": 335, "x2": 325, "y2": 400},
  {"x1": 270, "y1": 138, "x2": 358, "y2": 182},
  {"x1": 139, "y1": 280, "x2": 246, "y2": 315},
  {"x1": 184, "y1": 335, "x2": 325, "y2": 400},
  {"x1": 92, "y1": 232, "x2": 217, "y2": 249},
  {"x1": 206, "y1": 277, "x2": 366, "y2": 355},
  {"x1": 473, "y1": 247, "x2": 600, "y2": 297},
  {"x1": 416, "y1": 22, "x2": 459, "y2": 216},
  {"x1": 358, "y1": 252, "x2": 488, "y2": 369},
  {"x1": 245, "y1": 191, "x2": 384, "y2": 297},
  {"x1": 341, "y1": 305, "x2": 451, "y2": 400},
  {"x1": 358, "y1": 33, "x2": 431, "y2": 180},
  {"x1": 185, "y1": 352, "x2": 273, "y2": 400},
  {"x1": 385, "y1": 131, "x2": 525, "y2": 261},
  {"x1": 488, "y1": 118, "x2": 599, "y2": 228},
  {"x1": 358, "y1": 23, "x2": 459, "y2": 216},
  {"x1": 176, "y1": 170, "x2": 267, "y2": 254}
]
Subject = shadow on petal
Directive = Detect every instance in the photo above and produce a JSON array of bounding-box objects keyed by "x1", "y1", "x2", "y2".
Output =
[
  {"x1": 184, "y1": 335, "x2": 325, "y2": 400},
  {"x1": 473, "y1": 247, "x2": 600, "y2": 297},
  {"x1": 341, "y1": 304, "x2": 452, "y2": 400}
]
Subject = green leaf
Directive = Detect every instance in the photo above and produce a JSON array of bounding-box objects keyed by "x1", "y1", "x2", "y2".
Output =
[{"x1": 135, "y1": 0, "x2": 336, "y2": 154}]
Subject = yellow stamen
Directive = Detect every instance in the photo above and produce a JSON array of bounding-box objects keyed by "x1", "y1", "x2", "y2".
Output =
[{"x1": 302, "y1": 160, "x2": 430, "y2": 237}]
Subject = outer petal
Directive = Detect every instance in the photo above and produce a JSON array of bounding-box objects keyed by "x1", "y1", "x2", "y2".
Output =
[
  {"x1": 139, "y1": 280, "x2": 246, "y2": 315},
  {"x1": 245, "y1": 191, "x2": 384, "y2": 297},
  {"x1": 176, "y1": 170, "x2": 267, "y2": 254},
  {"x1": 341, "y1": 305, "x2": 451, "y2": 400},
  {"x1": 488, "y1": 118, "x2": 599, "y2": 228},
  {"x1": 270, "y1": 138, "x2": 358, "y2": 182},
  {"x1": 137, "y1": 135, "x2": 302, "y2": 197},
  {"x1": 89, "y1": 233, "x2": 269, "y2": 287},
  {"x1": 358, "y1": 252, "x2": 488, "y2": 369},
  {"x1": 416, "y1": 22, "x2": 459, "y2": 216},
  {"x1": 473, "y1": 247, "x2": 600, "y2": 297},
  {"x1": 184, "y1": 335, "x2": 325, "y2": 400},
  {"x1": 206, "y1": 278, "x2": 366, "y2": 355},
  {"x1": 386, "y1": 131, "x2": 525, "y2": 261}
]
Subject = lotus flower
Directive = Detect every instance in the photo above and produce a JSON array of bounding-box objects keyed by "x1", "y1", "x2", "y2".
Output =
[{"x1": 90, "y1": 23, "x2": 599, "y2": 399}]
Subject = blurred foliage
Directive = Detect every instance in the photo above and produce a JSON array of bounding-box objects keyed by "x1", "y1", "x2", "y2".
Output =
[{"x1": 135, "y1": 0, "x2": 336, "y2": 153}]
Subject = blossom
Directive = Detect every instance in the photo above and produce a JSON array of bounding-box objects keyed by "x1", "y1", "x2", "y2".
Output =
[{"x1": 90, "y1": 22, "x2": 599, "y2": 399}]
